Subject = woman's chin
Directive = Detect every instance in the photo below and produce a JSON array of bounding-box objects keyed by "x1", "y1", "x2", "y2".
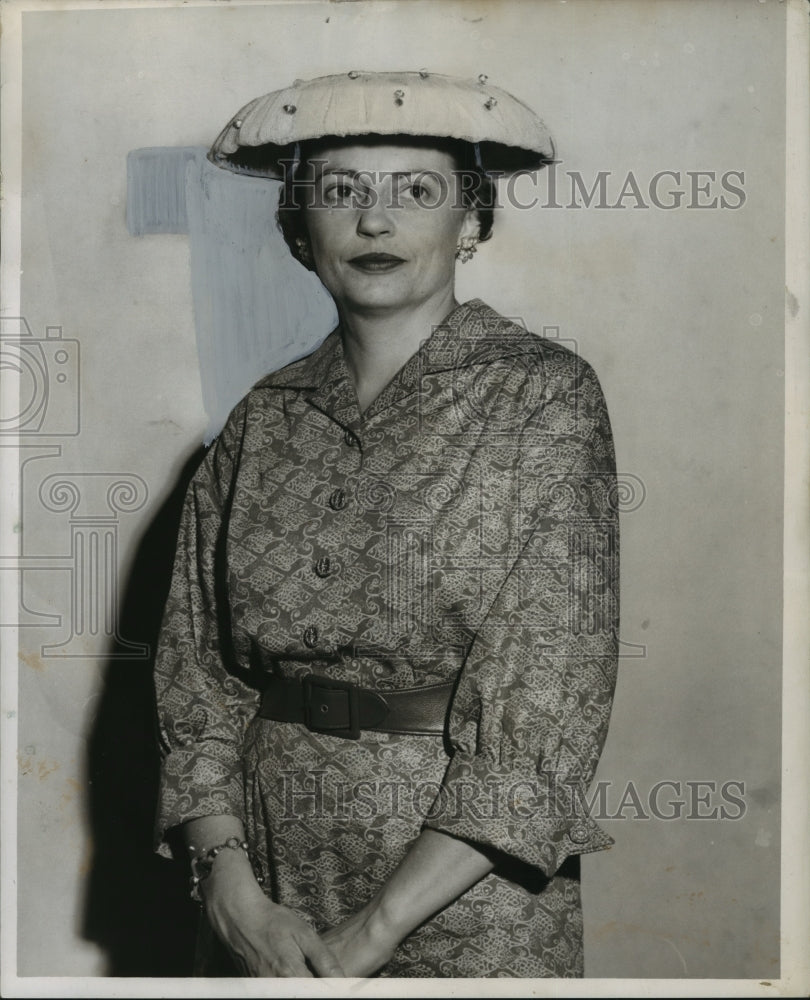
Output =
[
  {"x1": 333, "y1": 275, "x2": 456, "y2": 316},
  {"x1": 338, "y1": 281, "x2": 417, "y2": 314}
]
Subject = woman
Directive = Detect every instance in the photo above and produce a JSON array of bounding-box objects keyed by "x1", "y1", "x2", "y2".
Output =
[{"x1": 154, "y1": 70, "x2": 619, "y2": 978}]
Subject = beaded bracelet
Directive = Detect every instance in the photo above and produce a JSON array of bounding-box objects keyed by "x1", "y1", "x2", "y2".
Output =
[{"x1": 188, "y1": 836, "x2": 265, "y2": 904}]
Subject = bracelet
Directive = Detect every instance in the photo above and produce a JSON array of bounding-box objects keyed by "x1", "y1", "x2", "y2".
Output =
[{"x1": 188, "y1": 836, "x2": 266, "y2": 905}]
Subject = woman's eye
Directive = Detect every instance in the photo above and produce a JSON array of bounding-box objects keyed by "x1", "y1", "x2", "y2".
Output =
[
  {"x1": 323, "y1": 182, "x2": 359, "y2": 206},
  {"x1": 323, "y1": 182, "x2": 376, "y2": 208},
  {"x1": 408, "y1": 183, "x2": 430, "y2": 203}
]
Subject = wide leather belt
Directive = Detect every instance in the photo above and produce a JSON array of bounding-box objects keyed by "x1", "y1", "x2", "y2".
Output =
[{"x1": 257, "y1": 674, "x2": 453, "y2": 740}]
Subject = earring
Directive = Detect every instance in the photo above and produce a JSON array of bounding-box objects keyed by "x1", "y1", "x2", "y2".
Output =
[
  {"x1": 295, "y1": 236, "x2": 312, "y2": 263},
  {"x1": 456, "y1": 236, "x2": 479, "y2": 263}
]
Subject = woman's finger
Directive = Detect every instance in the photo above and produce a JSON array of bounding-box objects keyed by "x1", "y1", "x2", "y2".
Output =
[
  {"x1": 303, "y1": 934, "x2": 346, "y2": 977},
  {"x1": 278, "y1": 961, "x2": 313, "y2": 978},
  {"x1": 252, "y1": 951, "x2": 312, "y2": 978}
]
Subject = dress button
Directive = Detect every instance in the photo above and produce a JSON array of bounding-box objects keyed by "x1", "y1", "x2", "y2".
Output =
[
  {"x1": 343, "y1": 429, "x2": 357, "y2": 447},
  {"x1": 328, "y1": 488, "x2": 346, "y2": 511},
  {"x1": 568, "y1": 822, "x2": 591, "y2": 845},
  {"x1": 303, "y1": 626, "x2": 319, "y2": 648},
  {"x1": 314, "y1": 556, "x2": 331, "y2": 578}
]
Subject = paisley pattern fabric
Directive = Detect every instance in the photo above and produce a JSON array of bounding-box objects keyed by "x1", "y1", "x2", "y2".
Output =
[{"x1": 154, "y1": 298, "x2": 620, "y2": 977}]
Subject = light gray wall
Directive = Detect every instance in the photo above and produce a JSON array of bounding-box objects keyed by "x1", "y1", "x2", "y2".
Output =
[
  {"x1": 126, "y1": 145, "x2": 337, "y2": 443},
  {"x1": 13, "y1": 0, "x2": 784, "y2": 979}
]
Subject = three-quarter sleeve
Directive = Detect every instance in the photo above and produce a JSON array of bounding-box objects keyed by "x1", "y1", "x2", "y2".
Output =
[
  {"x1": 425, "y1": 358, "x2": 619, "y2": 877},
  {"x1": 153, "y1": 398, "x2": 260, "y2": 858}
]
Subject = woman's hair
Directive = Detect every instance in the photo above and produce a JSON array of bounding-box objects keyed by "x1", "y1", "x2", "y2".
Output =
[{"x1": 276, "y1": 134, "x2": 497, "y2": 272}]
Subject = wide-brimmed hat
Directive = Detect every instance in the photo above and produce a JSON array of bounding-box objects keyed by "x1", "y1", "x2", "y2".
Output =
[{"x1": 209, "y1": 70, "x2": 555, "y2": 177}]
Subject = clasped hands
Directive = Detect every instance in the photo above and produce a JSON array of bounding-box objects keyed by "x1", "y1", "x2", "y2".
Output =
[
  {"x1": 196, "y1": 821, "x2": 492, "y2": 977},
  {"x1": 204, "y1": 848, "x2": 395, "y2": 977}
]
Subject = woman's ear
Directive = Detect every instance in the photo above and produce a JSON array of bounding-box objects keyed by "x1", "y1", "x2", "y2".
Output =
[{"x1": 459, "y1": 209, "x2": 481, "y2": 243}]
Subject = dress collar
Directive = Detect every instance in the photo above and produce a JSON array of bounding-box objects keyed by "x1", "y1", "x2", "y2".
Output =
[
  {"x1": 255, "y1": 298, "x2": 536, "y2": 390},
  {"x1": 253, "y1": 298, "x2": 540, "y2": 428}
]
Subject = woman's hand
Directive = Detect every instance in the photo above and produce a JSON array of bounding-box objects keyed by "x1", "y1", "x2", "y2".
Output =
[
  {"x1": 321, "y1": 904, "x2": 398, "y2": 978},
  {"x1": 323, "y1": 828, "x2": 496, "y2": 977},
  {"x1": 181, "y1": 817, "x2": 343, "y2": 977},
  {"x1": 202, "y1": 848, "x2": 345, "y2": 977}
]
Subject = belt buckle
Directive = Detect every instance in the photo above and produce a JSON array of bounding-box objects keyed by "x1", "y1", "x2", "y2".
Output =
[{"x1": 301, "y1": 675, "x2": 361, "y2": 740}]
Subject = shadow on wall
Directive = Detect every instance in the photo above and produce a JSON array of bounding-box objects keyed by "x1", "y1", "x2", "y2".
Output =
[{"x1": 81, "y1": 445, "x2": 206, "y2": 976}]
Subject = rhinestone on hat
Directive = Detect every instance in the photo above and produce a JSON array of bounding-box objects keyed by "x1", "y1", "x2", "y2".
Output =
[{"x1": 209, "y1": 70, "x2": 556, "y2": 180}]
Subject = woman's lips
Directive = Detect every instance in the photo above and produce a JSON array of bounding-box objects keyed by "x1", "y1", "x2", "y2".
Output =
[{"x1": 348, "y1": 253, "x2": 406, "y2": 273}]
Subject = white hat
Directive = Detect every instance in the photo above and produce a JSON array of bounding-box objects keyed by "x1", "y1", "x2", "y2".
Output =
[{"x1": 209, "y1": 70, "x2": 555, "y2": 177}]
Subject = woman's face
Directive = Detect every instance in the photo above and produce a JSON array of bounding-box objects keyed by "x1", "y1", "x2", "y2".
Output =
[{"x1": 300, "y1": 141, "x2": 479, "y2": 314}]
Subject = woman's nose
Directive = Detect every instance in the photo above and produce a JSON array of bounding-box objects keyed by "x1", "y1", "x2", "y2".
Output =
[{"x1": 355, "y1": 196, "x2": 394, "y2": 238}]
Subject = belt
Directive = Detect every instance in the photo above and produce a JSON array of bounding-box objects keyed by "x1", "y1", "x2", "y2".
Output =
[{"x1": 257, "y1": 674, "x2": 453, "y2": 740}]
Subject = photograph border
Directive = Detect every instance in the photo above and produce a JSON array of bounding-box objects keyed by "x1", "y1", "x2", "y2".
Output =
[{"x1": 1, "y1": 0, "x2": 807, "y2": 995}]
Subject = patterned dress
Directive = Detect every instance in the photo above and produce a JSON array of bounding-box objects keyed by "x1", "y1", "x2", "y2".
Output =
[{"x1": 154, "y1": 298, "x2": 620, "y2": 977}]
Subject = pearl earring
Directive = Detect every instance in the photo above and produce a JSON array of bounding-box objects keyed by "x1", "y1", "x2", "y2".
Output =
[
  {"x1": 456, "y1": 236, "x2": 479, "y2": 263},
  {"x1": 295, "y1": 237, "x2": 311, "y2": 263}
]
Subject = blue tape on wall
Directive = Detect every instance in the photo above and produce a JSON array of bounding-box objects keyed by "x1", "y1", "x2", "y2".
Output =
[{"x1": 126, "y1": 146, "x2": 202, "y2": 235}]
